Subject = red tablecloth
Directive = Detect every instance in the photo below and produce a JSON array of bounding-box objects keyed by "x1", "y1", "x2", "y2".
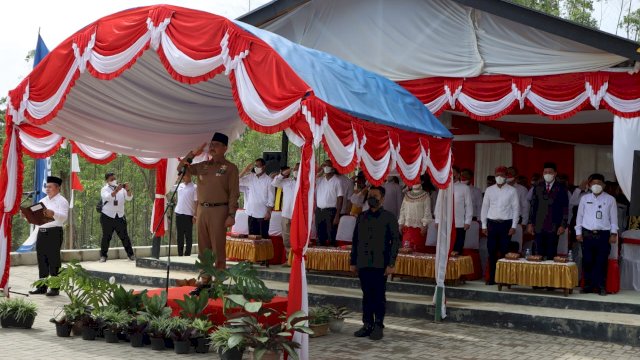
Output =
[
  {"x1": 145, "y1": 287, "x2": 288, "y2": 326},
  {"x1": 462, "y1": 248, "x2": 482, "y2": 280},
  {"x1": 269, "y1": 236, "x2": 287, "y2": 265}
]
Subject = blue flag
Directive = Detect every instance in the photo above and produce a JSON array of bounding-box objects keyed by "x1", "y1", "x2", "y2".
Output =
[{"x1": 18, "y1": 34, "x2": 50, "y2": 253}]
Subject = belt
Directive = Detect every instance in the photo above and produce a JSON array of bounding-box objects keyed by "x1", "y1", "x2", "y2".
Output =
[
  {"x1": 39, "y1": 227, "x2": 62, "y2": 233},
  {"x1": 488, "y1": 219, "x2": 511, "y2": 223},
  {"x1": 200, "y1": 202, "x2": 228, "y2": 208},
  {"x1": 583, "y1": 229, "x2": 609, "y2": 235}
]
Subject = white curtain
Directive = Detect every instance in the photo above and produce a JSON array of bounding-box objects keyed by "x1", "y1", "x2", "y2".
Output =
[
  {"x1": 574, "y1": 144, "x2": 615, "y2": 185},
  {"x1": 613, "y1": 116, "x2": 640, "y2": 200},
  {"x1": 474, "y1": 143, "x2": 512, "y2": 191}
]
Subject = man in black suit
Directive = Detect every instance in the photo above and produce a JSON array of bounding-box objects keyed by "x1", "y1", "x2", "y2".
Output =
[{"x1": 527, "y1": 162, "x2": 569, "y2": 260}]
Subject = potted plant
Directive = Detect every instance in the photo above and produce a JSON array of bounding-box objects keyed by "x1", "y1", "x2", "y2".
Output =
[
  {"x1": 191, "y1": 318, "x2": 214, "y2": 353},
  {"x1": 167, "y1": 317, "x2": 195, "y2": 354},
  {"x1": 210, "y1": 326, "x2": 245, "y2": 360},
  {"x1": 110, "y1": 286, "x2": 147, "y2": 314},
  {"x1": 80, "y1": 313, "x2": 99, "y2": 340},
  {"x1": 224, "y1": 294, "x2": 313, "y2": 360},
  {"x1": 49, "y1": 301, "x2": 86, "y2": 337},
  {"x1": 308, "y1": 306, "x2": 331, "y2": 338},
  {"x1": 100, "y1": 307, "x2": 129, "y2": 343},
  {"x1": 0, "y1": 297, "x2": 37, "y2": 329},
  {"x1": 323, "y1": 305, "x2": 350, "y2": 333},
  {"x1": 126, "y1": 315, "x2": 149, "y2": 348},
  {"x1": 148, "y1": 317, "x2": 172, "y2": 351}
]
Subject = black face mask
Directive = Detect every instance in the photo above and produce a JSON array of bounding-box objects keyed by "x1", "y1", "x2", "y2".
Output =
[{"x1": 367, "y1": 197, "x2": 380, "y2": 208}]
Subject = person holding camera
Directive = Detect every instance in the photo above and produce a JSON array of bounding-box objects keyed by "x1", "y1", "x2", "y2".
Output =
[{"x1": 99, "y1": 172, "x2": 135, "y2": 262}]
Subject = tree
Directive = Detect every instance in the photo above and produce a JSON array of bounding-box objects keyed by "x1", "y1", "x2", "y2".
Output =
[
  {"x1": 510, "y1": 0, "x2": 561, "y2": 16},
  {"x1": 563, "y1": 0, "x2": 599, "y2": 27},
  {"x1": 620, "y1": 8, "x2": 640, "y2": 40}
]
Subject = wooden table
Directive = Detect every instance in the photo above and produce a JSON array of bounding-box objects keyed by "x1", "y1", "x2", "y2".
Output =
[
  {"x1": 289, "y1": 247, "x2": 474, "y2": 281},
  {"x1": 226, "y1": 237, "x2": 274, "y2": 264},
  {"x1": 495, "y1": 258, "x2": 579, "y2": 296}
]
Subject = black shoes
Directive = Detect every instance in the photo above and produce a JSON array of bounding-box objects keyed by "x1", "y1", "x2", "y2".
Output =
[
  {"x1": 128, "y1": 255, "x2": 136, "y2": 261},
  {"x1": 29, "y1": 287, "x2": 47, "y2": 295},
  {"x1": 354, "y1": 325, "x2": 373, "y2": 337},
  {"x1": 46, "y1": 289, "x2": 60, "y2": 297},
  {"x1": 580, "y1": 287, "x2": 592, "y2": 294},
  {"x1": 369, "y1": 324, "x2": 384, "y2": 341},
  {"x1": 599, "y1": 289, "x2": 607, "y2": 296}
]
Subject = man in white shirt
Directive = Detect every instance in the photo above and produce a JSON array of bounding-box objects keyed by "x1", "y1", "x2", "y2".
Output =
[
  {"x1": 100, "y1": 172, "x2": 135, "y2": 262},
  {"x1": 451, "y1": 167, "x2": 474, "y2": 254},
  {"x1": 383, "y1": 176, "x2": 403, "y2": 219},
  {"x1": 272, "y1": 163, "x2": 299, "y2": 249},
  {"x1": 240, "y1": 158, "x2": 276, "y2": 239},
  {"x1": 507, "y1": 167, "x2": 530, "y2": 228},
  {"x1": 316, "y1": 159, "x2": 345, "y2": 246},
  {"x1": 337, "y1": 171, "x2": 354, "y2": 216},
  {"x1": 174, "y1": 171, "x2": 197, "y2": 256},
  {"x1": 461, "y1": 169, "x2": 482, "y2": 220},
  {"x1": 575, "y1": 173, "x2": 618, "y2": 296},
  {"x1": 29, "y1": 176, "x2": 69, "y2": 296},
  {"x1": 481, "y1": 166, "x2": 519, "y2": 285}
]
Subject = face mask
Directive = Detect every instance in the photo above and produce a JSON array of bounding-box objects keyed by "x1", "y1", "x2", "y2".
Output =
[
  {"x1": 543, "y1": 174, "x2": 555, "y2": 183},
  {"x1": 323, "y1": 166, "x2": 333, "y2": 174},
  {"x1": 254, "y1": 167, "x2": 263, "y2": 175},
  {"x1": 591, "y1": 184, "x2": 603, "y2": 195},
  {"x1": 460, "y1": 180, "x2": 470, "y2": 185},
  {"x1": 366, "y1": 197, "x2": 380, "y2": 208},
  {"x1": 412, "y1": 184, "x2": 422, "y2": 191},
  {"x1": 109, "y1": 180, "x2": 118, "y2": 187},
  {"x1": 506, "y1": 177, "x2": 515, "y2": 183},
  {"x1": 495, "y1": 176, "x2": 506, "y2": 185}
]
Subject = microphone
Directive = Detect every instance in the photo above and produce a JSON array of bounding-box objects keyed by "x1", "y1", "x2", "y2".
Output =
[{"x1": 178, "y1": 157, "x2": 194, "y2": 175}]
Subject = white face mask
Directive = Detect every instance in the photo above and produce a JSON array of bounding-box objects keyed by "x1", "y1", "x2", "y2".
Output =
[
  {"x1": 506, "y1": 177, "x2": 515, "y2": 183},
  {"x1": 495, "y1": 176, "x2": 506, "y2": 185},
  {"x1": 108, "y1": 180, "x2": 118, "y2": 187},
  {"x1": 323, "y1": 166, "x2": 333, "y2": 174},
  {"x1": 412, "y1": 184, "x2": 422, "y2": 191},
  {"x1": 591, "y1": 184, "x2": 603, "y2": 195},
  {"x1": 543, "y1": 174, "x2": 555, "y2": 183},
  {"x1": 254, "y1": 167, "x2": 263, "y2": 175},
  {"x1": 460, "y1": 180, "x2": 470, "y2": 185}
]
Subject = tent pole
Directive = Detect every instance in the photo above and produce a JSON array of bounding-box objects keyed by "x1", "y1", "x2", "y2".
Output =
[
  {"x1": 434, "y1": 286, "x2": 443, "y2": 321},
  {"x1": 281, "y1": 131, "x2": 289, "y2": 166}
]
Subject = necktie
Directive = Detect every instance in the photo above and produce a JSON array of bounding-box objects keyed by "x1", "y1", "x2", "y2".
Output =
[{"x1": 546, "y1": 183, "x2": 550, "y2": 193}]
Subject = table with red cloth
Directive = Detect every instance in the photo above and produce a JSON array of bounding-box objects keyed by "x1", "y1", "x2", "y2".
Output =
[
  {"x1": 288, "y1": 247, "x2": 474, "y2": 281},
  {"x1": 225, "y1": 236, "x2": 274, "y2": 263},
  {"x1": 146, "y1": 287, "x2": 288, "y2": 326}
]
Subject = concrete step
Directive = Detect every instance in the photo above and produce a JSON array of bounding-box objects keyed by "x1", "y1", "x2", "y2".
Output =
[
  {"x1": 83, "y1": 259, "x2": 640, "y2": 347},
  {"x1": 136, "y1": 257, "x2": 640, "y2": 315}
]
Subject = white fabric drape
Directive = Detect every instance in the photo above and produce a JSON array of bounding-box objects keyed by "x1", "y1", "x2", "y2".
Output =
[
  {"x1": 474, "y1": 143, "x2": 512, "y2": 191},
  {"x1": 18, "y1": 130, "x2": 62, "y2": 154},
  {"x1": 264, "y1": 0, "x2": 626, "y2": 80},
  {"x1": 433, "y1": 181, "x2": 453, "y2": 318},
  {"x1": 574, "y1": 144, "x2": 615, "y2": 185},
  {"x1": 613, "y1": 116, "x2": 640, "y2": 200}
]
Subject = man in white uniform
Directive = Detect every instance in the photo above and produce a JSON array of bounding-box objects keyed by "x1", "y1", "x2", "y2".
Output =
[
  {"x1": 174, "y1": 171, "x2": 197, "y2": 256},
  {"x1": 100, "y1": 172, "x2": 135, "y2": 262},
  {"x1": 272, "y1": 163, "x2": 299, "y2": 249},
  {"x1": 451, "y1": 167, "x2": 474, "y2": 254},
  {"x1": 239, "y1": 158, "x2": 276, "y2": 239},
  {"x1": 316, "y1": 160, "x2": 345, "y2": 246}
]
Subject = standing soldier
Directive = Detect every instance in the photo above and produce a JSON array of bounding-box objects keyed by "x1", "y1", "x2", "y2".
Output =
[
  {"x1": 180, "y1": 133, "x2": 239, "y2": 292},
  {"x1": 29, "y1": 176, "x2": 69, "y2": 296}
]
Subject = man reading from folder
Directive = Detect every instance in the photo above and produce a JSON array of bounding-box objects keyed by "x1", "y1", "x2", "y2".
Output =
[{"x1": 29, "y1": 176, "x2": 69, "y2": 297}]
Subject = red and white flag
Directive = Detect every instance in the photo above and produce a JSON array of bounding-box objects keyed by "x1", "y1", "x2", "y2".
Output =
[{"x1": 70, "y1": 147, "x2": 83, "y2": 208}]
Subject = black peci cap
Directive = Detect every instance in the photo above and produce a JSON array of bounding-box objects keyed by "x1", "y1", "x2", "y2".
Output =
[
  {"x1": 211, "y1": 132, "x2": 229, "y2": 146},
  {"x1": 47, "y1": 176, "x2": 62, "y2": 186}
]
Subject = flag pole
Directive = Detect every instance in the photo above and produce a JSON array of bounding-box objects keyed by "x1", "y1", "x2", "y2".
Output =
[{"x1": 68, "y1": 142, "x2": 74, "y2": 250}]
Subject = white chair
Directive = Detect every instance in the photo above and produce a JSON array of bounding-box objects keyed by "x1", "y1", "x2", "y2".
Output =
[
  {"x1": 425, "y1": 222, "x2": 437, "y2": 247},
  {"x1": 268, "y1": 211, "x2": 282, "y2": 236},
  {"x1": 620, "y1": 230, "x2": 640, "y2": 291},
  {"x1": 231, "y1": 209, "x2": 249, "y2": 235},
  {"x1": 463, "y1": 221, "x2": 480, "y2": 250},
  {"x1": 336, "y1": 215, "x2": 357, "y2": 242}
]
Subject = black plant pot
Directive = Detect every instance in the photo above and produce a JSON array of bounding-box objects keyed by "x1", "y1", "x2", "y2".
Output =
[
  {"x1": 143, "y1": 333, "x2": 151, "y2": 345},
  {"x1": 81, "y1": 326, "x2": 97, "y2": 340},
  {"x1": 219, "y1": 347, "x2": 244, "y2": 360},
  {"x1": 55, "y1": 322, "x2": 73, "y2": 337},
  {"x1": 72, "y1": 320, "x2": 84, "y2": 336},
  {"x1": 150, "y1": 337, "x2": 165, "y2": 351},
  {"x1": 164, "y1": 337, "x2": 174, "y2": 349},
  {"x1": 130, "y1": 333, "x2": 144, "y2": 347},
  {"x1": 104, "y1": 329, "x2": 119, "y2": 343},
  {"x1": 117, "y1": 332, "x2": 129, "y2": 342},
  {"x1": 174, "y1": 340, "x2": 190, "y2": 354},
  {"x1": 1, "y1": 314, "x2": 35, "y2": 329},
  {"x1": 195, "y1": 337, "x2": 210, "y2": 354}
]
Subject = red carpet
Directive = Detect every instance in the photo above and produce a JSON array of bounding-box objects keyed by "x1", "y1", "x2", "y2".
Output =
[{"x1": 146, "y1": 287, "x2": 288, "y2": 325}]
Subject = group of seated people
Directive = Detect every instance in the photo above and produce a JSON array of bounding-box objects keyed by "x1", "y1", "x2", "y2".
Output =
[{"x1": 237, "y1": 157, "x2": 630, "y2": 295}]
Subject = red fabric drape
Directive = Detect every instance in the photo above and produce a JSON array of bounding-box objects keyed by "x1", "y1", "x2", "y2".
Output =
[
  {"x1": 512, "y1": 139, "x2": 575, "y2": 184},
  {"x1": 452, "y1": 142, "x2": 475, "y2": 174}
]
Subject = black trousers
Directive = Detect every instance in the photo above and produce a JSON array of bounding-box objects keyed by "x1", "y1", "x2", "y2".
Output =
[
  {"x1": 100, "y1": 213, "x2": 134, "y2": 258},
  {"x1": 582, "y1": 230, "x2": 610, "y2": 290},
  {"x1": 248, "y1": 216, "x2": 270, "y2": 239},
  {"x1": 315, "y1": 207, "x2": 338, "y2": 246},
  {"x1": 358, "y1": 267, "x2": 387, "y2": 327},
  {"x1": 487, "y1": 219, "x2": 513, "y2": 283},
  {"x1": 175, "y1": 213, "x2": 193, "y2": 256},
  {"x1": 534, "y1": 230, "x2": 559, "y2": 260},
  {"x1": 36, "y1": 227, "x2": 63, "y2": 287},
  {"x1": 453, "y1": 227, "x2": 467, "y2": 253}
]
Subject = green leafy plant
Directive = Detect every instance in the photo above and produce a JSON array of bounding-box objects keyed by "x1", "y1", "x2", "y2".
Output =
[
  {"x1": 167, "y1": 317, "x2": 196, "y2": 341},
  {"x1": 321, "y1": 305, "x2": 350, "y2": 320},
  {"x1": 308, "y1": 306, "x2": 331, "y2": 325},
  {"x1": 175, "y1": 290, "x2": 209, "y2": 320},
  {"x1": 195, "y1": 249, "x2": 274, "y2": 302},
  {"x1": 97, "y1": 307, "x2": 129, "y2": 332},
  {"x1": 147, "y1": 316, "x2": 173, "y2": 338},
  {"x1": 0, "y1": 298, "x2": 37, "y2": 322},
  {"x1": 32, "y1": 262, "x2": 117, "y2": 308},
  {"x1": 210, "y1": 326, "x2": 245, "y2": 354},
  {"x1": 50, "y1": 300, "x2": 90, "y2": 325},
  {"x1": 223, "y1": 294, "x2": 312, "y2": 360},
  {"x1": 126, "y1": 314, "x2": 149, "y2": 335},
  {"x1": 110, "y1": 286, "x2": 147, "y2": 314},
  {"x1": 191, "y1": 318, "x2": 214, "y2": 337},
  {"x1": 139, "y1": 291, "x2": 172, "y2": 320}
]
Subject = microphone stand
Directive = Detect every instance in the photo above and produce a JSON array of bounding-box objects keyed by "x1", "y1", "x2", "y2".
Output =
[{"x1": 149, "y1": 165, "x2": 189, "y2": 294}]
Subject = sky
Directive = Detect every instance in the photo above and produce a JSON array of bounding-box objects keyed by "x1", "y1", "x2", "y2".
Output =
[{"x1": 0, "y1": 0, "x2": 637, "y2": 106}]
